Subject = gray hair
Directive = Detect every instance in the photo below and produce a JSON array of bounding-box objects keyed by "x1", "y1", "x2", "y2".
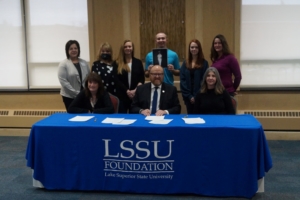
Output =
[{"x1": 200, "y1": 67, "x2": 224, "y2": 94}]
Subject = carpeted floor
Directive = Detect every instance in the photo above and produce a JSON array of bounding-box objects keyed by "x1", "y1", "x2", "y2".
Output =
[{"x1": 0, "y1": 136, "x2": 299, "y2": 200}]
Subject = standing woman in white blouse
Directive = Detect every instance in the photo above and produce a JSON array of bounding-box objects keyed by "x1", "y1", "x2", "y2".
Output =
[
  {"x1": 58, "y1": 40, "x2": 90, "y2": 110},
  {"x1": 113, "y1": 40, "x2": 144, "y2": 113}
]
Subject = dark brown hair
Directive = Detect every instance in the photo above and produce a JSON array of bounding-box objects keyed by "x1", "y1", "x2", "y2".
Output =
[
  {"x1": 65, "y1": 40, "x2": 80, "y2": 59},
  {"x1": 210, "y1": 34, "x2": 231, "y2": 62},
  {"x1": 84, "y1": 72, "x2": 105, "y2": 98}
]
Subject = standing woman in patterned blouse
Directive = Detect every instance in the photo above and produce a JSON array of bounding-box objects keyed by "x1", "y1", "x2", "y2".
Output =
[
  {"x1": 91, "y1": 42, "x2": 117, "y2": 95},
  {"x1": 210, "y1": 34, "x2": 242, "y2": 96},
  {"x1": 58, "y1": 40, "x2": 90, "y2": 111}
]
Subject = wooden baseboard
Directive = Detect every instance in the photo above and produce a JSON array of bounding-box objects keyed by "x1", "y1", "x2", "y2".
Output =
[
  {"x1": 0, "y1": 128, "x2": 31, "y2": 136},
  {"x1": 264, "y1": 131, "x2": 300, "y2": 140}
]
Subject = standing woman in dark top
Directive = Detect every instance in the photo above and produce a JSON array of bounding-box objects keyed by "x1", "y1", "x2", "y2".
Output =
[
  {"x1": 68, "y1": 73, "x2": 114, "y2": 114},
  {"x1": 58, "y1": 40, "x2": 90, "y2": 110},
  {"x1": 113, "y1": 40, "x2": 145, "y2": 113},
  {"x1": 180, "y1": 39, "x2": 208, "y2": 114},
  {"x1": 193, "y1": 67, "x2": 235, "y2": 114},
  {"x1": 91, "y1": 42, "x2": 117, "y2": 95}
]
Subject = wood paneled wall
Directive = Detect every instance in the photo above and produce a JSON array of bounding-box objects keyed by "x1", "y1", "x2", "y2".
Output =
[
  {"x1": 185, "y1": 0, "x2": 239, "y2": 65},
  {"x1": 139, "y1": 0, "x2": 185, "y2": 61},
  {"x1": 88, "y1": 0, "x2": 239, "y2": 65}
]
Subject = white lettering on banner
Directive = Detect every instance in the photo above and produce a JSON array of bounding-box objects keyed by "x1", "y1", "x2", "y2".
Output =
[
  {"x1": 102, "y1": 139, "x2": 175, "y2": 180},
  {"x1": 136, "y1": 141, "x2": 150, "y2": 159},
  {"x1": 102, "y1": 139, "x2": 174, "y2": 159},
  {"x1": 103, "y1": 139, "x2": 119, "y2": 158},
  {"x1": 104, "y1": 160, "x2": 173, "y2": 172},
  {"x1": 104, "y1": 173, "x2": 174, "y2": 180},
  {"x1": 120, "y1": 140, "x2": 135, "y2": 158}
]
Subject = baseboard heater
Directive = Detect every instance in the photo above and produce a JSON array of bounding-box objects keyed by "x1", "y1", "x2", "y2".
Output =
[
  {"x1": 0, "y1": 110, "x2": 66, "y2": 128},
  {"x1": 241, "y1": 110, "x2": 300, "y2": 131}
]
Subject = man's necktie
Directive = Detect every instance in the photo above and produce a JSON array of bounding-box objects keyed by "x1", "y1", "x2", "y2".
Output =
[{"x1": 151, "y1": 87, "x2": 158, "y2": 114}]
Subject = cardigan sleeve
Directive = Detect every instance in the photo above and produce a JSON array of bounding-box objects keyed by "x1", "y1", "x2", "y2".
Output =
[
  {"x1": 180, "y1": 61, "x2": 192, "y2": 100},
  {"x1": 67, "y1": 90, "x2": 89, "y2": 113},
  {"x1": 93, "y1": 91, "x2": 114, "y2": 114},
  {"x1": 57, "y1": 60, "x2": 78, "y2": 97}
]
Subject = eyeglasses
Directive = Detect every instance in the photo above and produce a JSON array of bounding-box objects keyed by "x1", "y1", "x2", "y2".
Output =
[{"x1": 150, "y1": 73, "x2": 164, "y2": 77}]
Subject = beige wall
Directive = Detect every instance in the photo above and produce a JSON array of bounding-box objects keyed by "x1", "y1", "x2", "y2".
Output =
[
  {"x1": 0, "y1": 92, "x2": 64, "y2": 110},
  {"x1": 88, "y1": 0, "x2": 140, "y2": 62},
  {"x1": 236, "y1": 91, "x2": 300, "y2": 111}
]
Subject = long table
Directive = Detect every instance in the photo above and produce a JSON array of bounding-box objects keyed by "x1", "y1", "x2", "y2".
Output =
[{"x1": 26, "y1": 113, "x2": 272, "y2": 198}]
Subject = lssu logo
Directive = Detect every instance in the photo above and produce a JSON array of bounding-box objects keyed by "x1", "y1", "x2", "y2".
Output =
[{"x1": 102, "y1": 139, "x2": 175, "y2": 180}]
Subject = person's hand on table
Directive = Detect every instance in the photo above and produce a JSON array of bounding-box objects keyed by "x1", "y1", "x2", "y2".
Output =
[
  {"x1": 141, "y1": 109, "x2": 151, "y2": 116},
  {"x1": 155, "y1": 110, "x2": 166, "y2": 116}
]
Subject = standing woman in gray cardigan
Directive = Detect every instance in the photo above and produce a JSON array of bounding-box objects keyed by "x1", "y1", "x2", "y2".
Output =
[{"x1": 58, "y1": 40, "x2": 90, "y2": 110}]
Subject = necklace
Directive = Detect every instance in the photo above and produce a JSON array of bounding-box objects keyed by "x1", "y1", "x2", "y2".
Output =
[{"x1": 90, "y1": 97, "x2": 97, "y2": 107}]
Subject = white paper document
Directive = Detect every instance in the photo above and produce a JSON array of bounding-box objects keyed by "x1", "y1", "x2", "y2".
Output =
[
  {"x1": 182, "y1": 117, "x2": 205, "y2": 124},
  {"x1": 69, "y1": 116, "x2": 95, "y2": 122},
  {"x1": 101, "y1": 118, "x2": 124, "y2": 124},
  {"x1": 112, "y1": 119, "x2": 136, "y2": 125},
  {"x1": 145, "y1": 116, "x2": 165, "y2": 121},
  {"x1": 149, "y1": 119, "x2": 173, "y2": 125}
]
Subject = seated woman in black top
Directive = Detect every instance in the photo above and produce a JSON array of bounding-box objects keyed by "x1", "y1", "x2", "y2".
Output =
[
  {"x1": 193, "y1": 67, "x2": 235, "y2": 114},
  {"x1": 68, "y1": 72, "x2": 114, "y2": 114}
]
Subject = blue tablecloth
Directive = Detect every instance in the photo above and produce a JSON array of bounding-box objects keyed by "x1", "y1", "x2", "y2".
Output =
[{"x1": 26, "y1": 113, "x2": 272, "y2": 198}]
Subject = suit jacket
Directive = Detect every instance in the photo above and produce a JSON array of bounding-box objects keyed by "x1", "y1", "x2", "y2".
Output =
[
  {"x1": 113, "y1": 57, "x2": 145, "y2": 103},
  {"x1": 68, "y1": 90, "x2": 114, "y2": 114},
  {"x1": 58, "y1": 58, "x2": 90, "y2": 99},
  {"x1": 130, "y1": 82, "x2": 181, "y2": 114}
]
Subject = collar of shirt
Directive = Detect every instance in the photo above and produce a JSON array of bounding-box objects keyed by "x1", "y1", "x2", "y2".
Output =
[{"x1": 151, "y1": 83, "x2": 161, "y2": 90}]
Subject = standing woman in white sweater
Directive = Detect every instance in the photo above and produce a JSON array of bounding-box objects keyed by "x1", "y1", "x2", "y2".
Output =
[{"x1": 58, "y1": 40, "x2": 90, "y2": 110}]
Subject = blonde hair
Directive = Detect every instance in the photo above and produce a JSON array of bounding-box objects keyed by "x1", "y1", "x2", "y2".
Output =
[
  {"x1": 97, "y1": 42, "x2": 113, "y2": 63},
  {"x1": 116, "y1": 40, "x2": 134, "y2": 74}
]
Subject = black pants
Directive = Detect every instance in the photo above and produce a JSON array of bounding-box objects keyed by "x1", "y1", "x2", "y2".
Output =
[
  {"x1": 62, "y1": 96, "x2": 74, "y2": 111},
  {"x1": 184, "y1": 99, "x2": 195, "y2": 114},
  {"x1": 118, "y1": 100, "x2": 131, "y2": 113}
]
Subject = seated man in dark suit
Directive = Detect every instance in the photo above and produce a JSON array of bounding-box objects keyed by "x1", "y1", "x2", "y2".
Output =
[{"x1": 130, "y1": 65, "x2": 181, "y2": 116}]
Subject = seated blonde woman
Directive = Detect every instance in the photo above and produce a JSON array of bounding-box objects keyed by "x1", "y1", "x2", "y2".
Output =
[
  {"x1": 68, "y1": 73, "x2": 114, "y2": 114},
  {"x1": 193, "y1": 67, "x2": 235, "y2": 114}
]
